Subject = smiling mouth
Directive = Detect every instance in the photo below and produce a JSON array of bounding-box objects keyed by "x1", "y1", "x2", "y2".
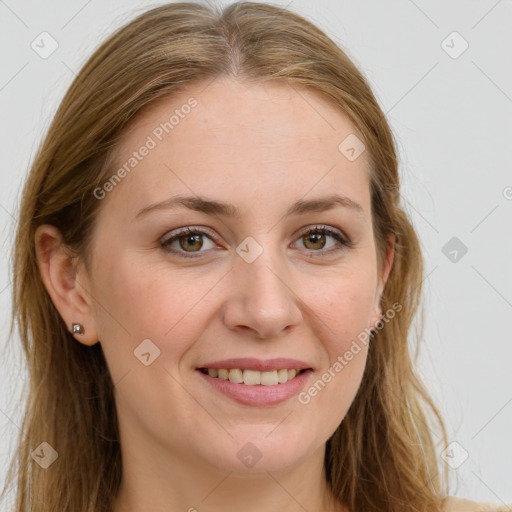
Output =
[{"x1": 198, "y1": 367, "x2": 309, "y2": 386}]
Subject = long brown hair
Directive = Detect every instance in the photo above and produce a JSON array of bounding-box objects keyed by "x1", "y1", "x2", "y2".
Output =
[{"x1": 2, "y1": 2, "x2": 450, "y2": 510}]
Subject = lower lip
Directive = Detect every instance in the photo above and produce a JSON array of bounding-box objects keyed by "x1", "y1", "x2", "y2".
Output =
[{"x1": 196, "y1": 369, "x2": 313, "y2": 407}]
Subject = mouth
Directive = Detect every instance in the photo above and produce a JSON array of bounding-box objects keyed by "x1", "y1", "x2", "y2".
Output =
[
  {"x1": 196, "y1": 367, "x2": 313, "y2": 407},
  {"x1": 198, "y1": 367, "x2": 310, "y2": 386}
]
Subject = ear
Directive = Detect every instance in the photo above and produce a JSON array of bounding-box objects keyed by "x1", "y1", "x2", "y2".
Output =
[
  {"x1": 369, "y1": 232, "x2": 396, "y2": 330},
  {"x1": 34, "y1": 224, "x2": 99, "y2": 346}
]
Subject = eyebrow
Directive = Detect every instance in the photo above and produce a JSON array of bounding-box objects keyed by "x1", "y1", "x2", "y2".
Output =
[{"x1": 134, "y1": 193, "x2": 365, "y2": 220}]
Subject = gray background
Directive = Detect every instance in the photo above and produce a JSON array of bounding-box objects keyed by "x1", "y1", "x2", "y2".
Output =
[{"x1": 1, "y1": 0, "x2": 511, "y2": 507}]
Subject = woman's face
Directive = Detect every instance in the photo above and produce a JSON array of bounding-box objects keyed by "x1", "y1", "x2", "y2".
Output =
[{"x1": 77, "y1": 76, "x2": 393, "y2": 475}]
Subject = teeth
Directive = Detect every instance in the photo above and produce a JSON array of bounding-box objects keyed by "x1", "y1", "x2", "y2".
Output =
[
  {"x1": 277, "y1": 369, "x2": 288, "y2": 383},
  {"x1": 228, "y1": 369, "x2": 243, "y2": 383},
  {"x1": 202, "y1": 368, "x2": 305, "y2": 385},
  {"x1": 261, "y1": 370, "x2": 278, "y2": 386},
  {"x1": 243, "y1": 369, "x2": 261, "y2": 385},
  {"x1": 287, "y1": 369, "x2": 297, "y2": 380}
]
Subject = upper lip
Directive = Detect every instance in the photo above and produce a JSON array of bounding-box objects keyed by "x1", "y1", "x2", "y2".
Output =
[{"x1": 197, "y1": 358, "x2": 313, "y2": 372}]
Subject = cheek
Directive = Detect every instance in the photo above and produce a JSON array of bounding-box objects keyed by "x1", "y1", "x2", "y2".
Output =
[
  {"x1": 91, "y1": 253, "x2": 223, "y2": 362},
  {"x1": 299, "y1": 272, "x2": 374, "y2": 424},
  {"x1": 302, "y1": 342, "x2": 369, "y2": 440},
  {"x1": 311, "y1": 266, "x2": 378, "y2": 345}
]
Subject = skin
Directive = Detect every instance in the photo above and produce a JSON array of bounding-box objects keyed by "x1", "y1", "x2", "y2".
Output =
[{"x1": 35, "y1": 76, "x2": 394, "y2": 512}]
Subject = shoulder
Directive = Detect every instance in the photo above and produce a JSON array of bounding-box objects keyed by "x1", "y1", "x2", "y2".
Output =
[{"x1": 442, "y1": 496, "x2": 512, "y2": 512}]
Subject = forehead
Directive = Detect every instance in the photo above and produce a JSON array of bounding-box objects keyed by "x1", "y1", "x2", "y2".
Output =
[
  {"x1": 102, "y1": 76, "x2": 370, "y2": 218},
  {"x1": 125, "y1": 77, "x2": 366, "y2": 152}
]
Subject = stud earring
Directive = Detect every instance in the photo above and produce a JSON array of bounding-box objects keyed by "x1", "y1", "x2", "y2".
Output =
[{"x1": 71, "y1": 323, "x2": 85, "y2": 335}]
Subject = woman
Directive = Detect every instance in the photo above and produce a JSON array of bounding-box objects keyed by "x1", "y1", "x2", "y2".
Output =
[{"x1": 1, "y1": 2, "x2": 509, "y2": 511}]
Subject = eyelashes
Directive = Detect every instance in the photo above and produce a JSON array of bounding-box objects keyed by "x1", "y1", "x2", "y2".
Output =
[
  {"x1": 161, "y1": 227, "x2": 217, "y2": 258},
  {"x1": 160, "y1": 225, "x2": 353, "y2": 260}
]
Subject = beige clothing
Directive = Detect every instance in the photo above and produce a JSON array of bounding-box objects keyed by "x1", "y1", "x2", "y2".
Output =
[{"x1": 443, "y1": 496, "x2": 512, "y2": 511}]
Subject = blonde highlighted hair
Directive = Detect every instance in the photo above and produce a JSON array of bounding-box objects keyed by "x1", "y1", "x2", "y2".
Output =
[{"x1": 3, "y1": 2, "x2": 450, "y2": 510}]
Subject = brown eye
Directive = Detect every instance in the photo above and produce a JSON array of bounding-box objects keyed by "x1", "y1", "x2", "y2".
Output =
[
  {"x1": 302, "y1": 232, "x2": 327, "y2": 250},
  {"x1": 161, "y1": 225, "x2": 352, "y2": 260},
  {"x1": 178, "y1": 233, "x2": 203, "y2": 252},
  {"x1": 293, "y1": 226, "x2": 351, "y2": 257},
  {"x1": 161, "y1": 227, "x2": 217, "y2": 258}
]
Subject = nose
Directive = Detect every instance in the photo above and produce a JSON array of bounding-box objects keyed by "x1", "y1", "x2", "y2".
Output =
[{"x1": 222, "y1": 249, "x2": 303, "y2": 340}]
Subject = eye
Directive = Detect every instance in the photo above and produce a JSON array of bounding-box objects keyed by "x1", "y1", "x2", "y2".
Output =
[
  {"x1": 160, "y1": 227, "x2": 218, "y2": 259},
  {"x1": 160, "y1": 225, "x2": 352, "y2": 259},
  {"x1": 292, "y1": 225, "x2": 352, "y2": 257}
]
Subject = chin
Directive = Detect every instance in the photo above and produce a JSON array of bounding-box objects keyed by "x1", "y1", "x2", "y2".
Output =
[{"x1": 197, "y1": 430, "x2": 315, "y2": 475}]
